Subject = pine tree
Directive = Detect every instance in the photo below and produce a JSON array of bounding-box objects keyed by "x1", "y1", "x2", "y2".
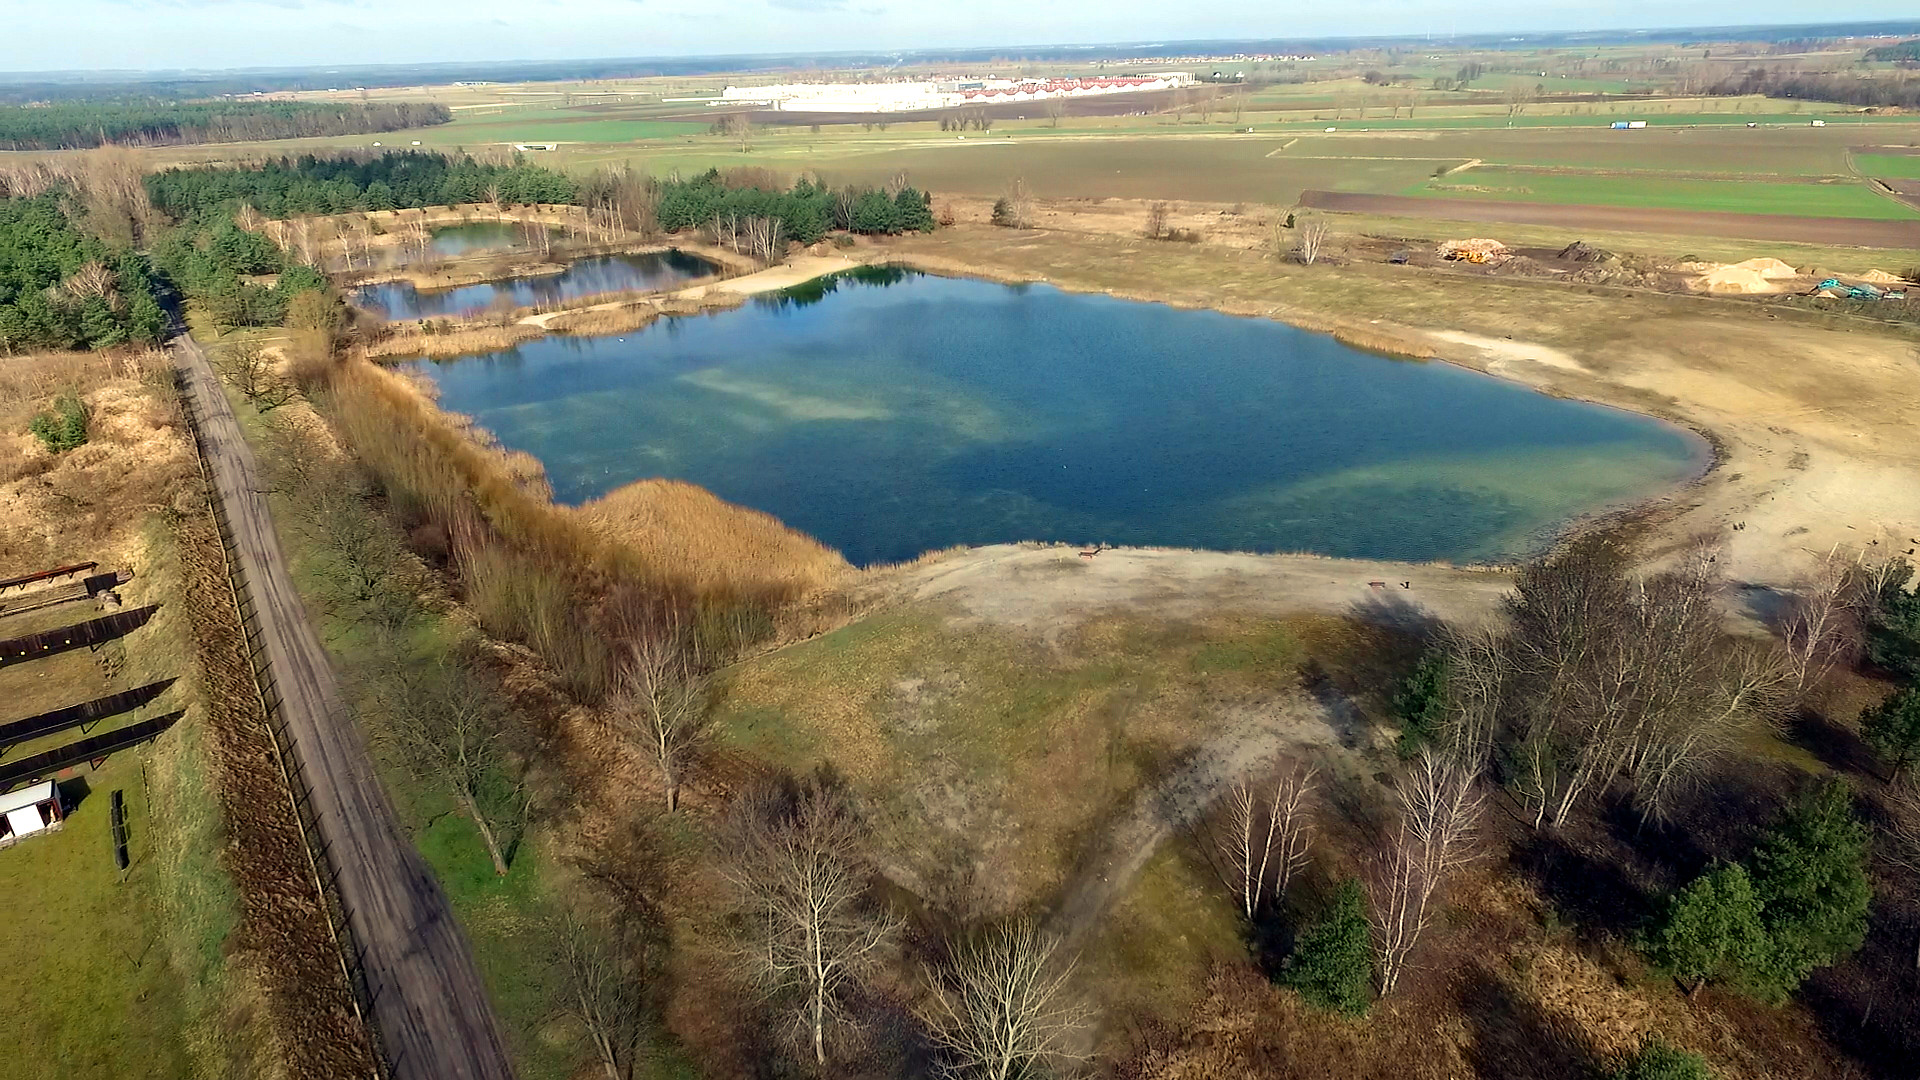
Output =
[
  {"x1": 1281, "y1": 879, "x2": 1373, "y2": 1015},
  {"x1": 1746, "y1": 778, "x2": 1871, "y2": 1000},
  {"x1": 1862, "y1": 686, "x2": 1920, "y2": 779},
  {"x1": 1642, "y1": 863, "x2": 1768, "y2": 999}
]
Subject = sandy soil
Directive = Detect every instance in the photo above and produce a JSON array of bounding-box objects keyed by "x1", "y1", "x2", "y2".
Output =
[{"x1": 869, "y1": 543, "x2": 1515, "y2": 635}]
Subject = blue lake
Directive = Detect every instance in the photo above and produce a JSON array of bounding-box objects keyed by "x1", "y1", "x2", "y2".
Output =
[
  {"x1": 411, "y1": 270, "x2": 1707, "y2": 566},
  {"x1": 353, "y1": 250, "x2": 717, "y2": 320}
]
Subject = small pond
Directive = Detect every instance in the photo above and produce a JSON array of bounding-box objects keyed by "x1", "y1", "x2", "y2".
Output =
[
  {"x1": 352, "y1": 250, "x2": 718, "y2": 320},
  {"x1": 411, "y1": 270, "x2": 1707, "y2": 566},
  {"x1": 425, "y1": 221, "x2": 554, "y2": 257}
]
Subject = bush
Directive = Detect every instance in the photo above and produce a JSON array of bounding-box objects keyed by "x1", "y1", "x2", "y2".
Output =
[
  {"x1": 1746, "y1": 778, "x2": 1871, "y2": 998},
  {"x1": 29, "y1": 393, "x2": 88, "y2": 453},
  {"x1": 1641, "y1": 863, "x2": 1768, "y2": 999},
  {"x1": 1280, "y1": 879, "x2": 1373, "y2": 1015},
  {"x1": 1611, "y1": 1036, "x2": 1711, "y2": 1080},
  {"x1": 1862, "y1": 685, "x2": 1920, "y2": 777}
]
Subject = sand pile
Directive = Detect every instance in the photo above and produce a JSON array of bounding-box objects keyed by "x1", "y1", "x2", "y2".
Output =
[
  {"x1": 1862, "y1": 269, "x2": 1906, "y2": 285},
  {"x1": 1438, "y1": 238, "x2": 1511, "y2": 264},
  {"x1": 1728, "y1": 257, "x2": 1798, "y2": 279},
  {"x1": 1697, "y1": 266, "x2": 1781, "y2": 294}
]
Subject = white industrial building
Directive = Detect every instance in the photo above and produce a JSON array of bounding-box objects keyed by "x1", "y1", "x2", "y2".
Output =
[
  {"x1": 0, "y1": 781, "x2": 64, "y2": 849},
  {"x1": 716, "y1": 73, "x2": 1195, "y2": 113}
]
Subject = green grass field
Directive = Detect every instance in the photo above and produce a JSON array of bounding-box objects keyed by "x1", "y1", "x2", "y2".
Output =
[
  {"x1": 1857, "y1": 153, "x2": 1920, "y2": 180},
  {"x1": 0, "y1": 754, "x2": 193, "y2": 1080},
  {"x1": 1420, "y1": 167, "x2": 1920, "y2": 219}
]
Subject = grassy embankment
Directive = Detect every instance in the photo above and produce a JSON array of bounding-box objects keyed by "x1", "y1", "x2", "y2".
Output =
[{"x1": 194, "y1": 310, "x2": 845, "y2": 1077}]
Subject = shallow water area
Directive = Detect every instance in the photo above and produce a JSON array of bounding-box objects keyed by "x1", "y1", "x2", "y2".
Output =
[
  {"x1": 352, "y1": 249, "x2": 717, "y2": 319},
  {"x1": 410, "y1": 270, "x2": 1708, "y2": 566}
]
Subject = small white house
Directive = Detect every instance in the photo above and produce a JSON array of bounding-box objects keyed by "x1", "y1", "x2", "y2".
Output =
[{"x1": 0, "y1": 781, "x2": 63, "y2": 848}]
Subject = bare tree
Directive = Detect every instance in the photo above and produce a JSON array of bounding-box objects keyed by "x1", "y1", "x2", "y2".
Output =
[
  {"x1": 611, "y1": 627, "x2": 712, "y2": 813},
  {"x1": 1213, "y1": 761, "x2": 1316, "y2": 922},
  {"x1": 722, "y1": 112, "x2": 756, "y2": 153},
  {"x1": 992, "y1": 177, "x2": 1035, "y2": 229},
  {"x1": 1499, "y1": 537, "x2": 1787, "y2": 828},
  {"x1": 1368, "y1": 748, "x2": 1485, "y2": 995},
  {"x1": 723, "y1": 773, "x2": 902, "y2": 1066},
  {"x1": 1888, "y1": 774, "x2": 1920, "y2": 971},
  {"x1": 546, "y1": 897, "x2": 657, "y2": 1080},
  {"x1": 384, "y1": 653, "x2": 521, "y2": 876},
  {"x1": 1779, "y1": 548, "x2": 1865, "y2": 696},
  {"x1": 1143, "y1": 201, "x2": 1169, "y2": 240},
  {"x1": 216, "y1": 340, "x2": 296, "y2": 412},
  {"x1": 921, "y1": 920, "x2": 1093, "y2": 1080},
  {"x1": 1044, "y1": 95, "x2": 1067, "y2": 129},
  {"x1": 1295, "y1": 217, "x2": 1331, "y2": 265}
]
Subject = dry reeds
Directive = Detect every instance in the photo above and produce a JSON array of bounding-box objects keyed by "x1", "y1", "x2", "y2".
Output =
[
  {"x1": 543, "y1": 303, "x2": 662, "y2": 336},
  {"x1": 363, "y1": 322, "x2": 545, "y2": 360},
  {"x1": 312, "y1": 358, "x2": 849, "y2": 700}
]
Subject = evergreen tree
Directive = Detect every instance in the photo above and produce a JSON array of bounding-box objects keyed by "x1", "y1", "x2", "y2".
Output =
[
  {"x1": 1280, "y1": 879, "x2": 1373, "y2": 1015},
  {"x1": 1863, "y1": 686, "x2": 1920, "y2": 779},
  {"x1": 1392, "y1": 651, "x2": 1450, "y2": 758},
  {"x1": 1611, "y1": 1036, "x2": 1711, "y2": 1080},
  {"x1": 1642, "y1": 863, "x2": 1768, "y2": 999},
  {"x1": 1864, "y1": 560, "x2": 1920, "y2": 679},
  {"x1": 29, "y1": 394, "x2": 89, "y2": 453},
  {"x1": 1746, "y1": 778, "x2": 1871, "y2": 1000}
]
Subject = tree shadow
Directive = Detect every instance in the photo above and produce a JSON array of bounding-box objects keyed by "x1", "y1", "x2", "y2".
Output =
[
  {"x1": 1784, "y1": 712, "x2": 1882, "y2": 780},
  {"x1": 1457, "y1": 963, "x2": 1601, "y2": 1080},
  {"x1": 1511, "y1": 826, "x2": 1656, "y2": 938},
  {"x1": 1346, "y1": 590, "x2": 1446, "y2": 639}
]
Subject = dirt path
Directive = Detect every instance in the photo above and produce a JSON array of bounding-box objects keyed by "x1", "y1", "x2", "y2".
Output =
[
  {"x1": 1299, "y1": 190, "x2": 1920, "y2": 248},
  {"x1": 174, "y1": 332, "x2": 515, "y2": 1080},
  {"x1": 1045, "y1": 688, "x2": 1356, "y2": 947}
]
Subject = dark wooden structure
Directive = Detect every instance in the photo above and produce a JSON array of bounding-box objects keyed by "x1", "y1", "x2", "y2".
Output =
[
  {"x1": 0, "y1": 679, "x2": 177, "y2": 756},
  {"x1": 0, "y1": 711, "x2": 184, "y2": 793},
  {"x1": 0, "y1": 605, "x2": 158, "y2": 667}
]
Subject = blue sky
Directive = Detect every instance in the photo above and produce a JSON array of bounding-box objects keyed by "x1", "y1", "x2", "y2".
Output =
[{"x1": 5, "y1": 1, "x2": 1901, "y2": 72}]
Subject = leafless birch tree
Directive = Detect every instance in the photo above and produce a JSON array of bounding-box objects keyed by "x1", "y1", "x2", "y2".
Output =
[
  {"x1": 723, "y1": 774, "x2": 902, "y2": 1066},
  {"x1": 1213, "y1": 762, "x2": 1316, "y2": 922},
  {"x1": 1779, "y1": 547, "x2": 1865, "y2": 696},
  {"x1": 1295, "y1": 218, "x2": 1331, "y2": 265},
  {"x1": 920, "y1": 920, "x2": 1093, "y2": 1080},
  {"x1": 1368, "y1": 749, "x2": 1485, "y2": 995},
  {"x1": 611, "y1": 628, "x2": 711, "y2": 813}
]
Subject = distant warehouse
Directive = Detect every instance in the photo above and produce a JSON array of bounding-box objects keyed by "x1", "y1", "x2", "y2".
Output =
[{"x1": 717, "y1": 73, "x2": 1197, "y2": 113}]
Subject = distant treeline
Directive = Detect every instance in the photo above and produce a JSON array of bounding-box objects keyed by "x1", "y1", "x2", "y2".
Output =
[
  {"x1": 1866, "y1": 39, "x2": 1920, "y2": 62},
  {"x1": 654, "y1": 171, "x2": 936, "y2": 243},
  {"x1": 0, "y1": 192, "x2": 167, "y2": 353},
  {"x1": 0, "y1": 100, "x2": 451, "y2": 151},
  {"x1": 1708, "y1": 68, "x2": 1920, "y2": 109},
  {"x1": 145, "y1": 151, "x2": 578, "y2": 219}
]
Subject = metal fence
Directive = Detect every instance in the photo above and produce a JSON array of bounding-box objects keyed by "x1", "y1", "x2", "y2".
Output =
[{"x1": 176, "y1": 370, "x2": 393, "y2": 1080}]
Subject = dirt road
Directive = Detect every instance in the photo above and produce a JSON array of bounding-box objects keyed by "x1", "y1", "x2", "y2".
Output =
[
  {"x1": 1299, "y1": 190, "x2": 1920, "y2": 248},
  {"x1": 174, "y1": 332, "x2": 515, "y2": 1080}
]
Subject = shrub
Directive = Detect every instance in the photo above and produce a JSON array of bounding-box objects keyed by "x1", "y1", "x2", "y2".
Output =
[
  {"x1": 1611, "y1": 1036, "x2": 1711, "y2": 1080},
  {"x1": 1280, "y1": 879, "x2": 1373, "y2": 1015},
  {"x1": 29, "y1": 393, "x2": 88, "y2": 453},
  {"x1": 1862, "y1": 685, "x2": 1920, "y2": 778}
]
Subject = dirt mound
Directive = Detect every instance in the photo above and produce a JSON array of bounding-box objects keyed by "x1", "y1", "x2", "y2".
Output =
[
  {"x1": 1557, "y1": 240, "x2": 1615, "y2": 263},
  {"x1": 1438, "y1": 238, "x2": 1511, "y2": 264},
  {"x1": 1862, "y1": 269, "x2": 1906, "y2": 284}
]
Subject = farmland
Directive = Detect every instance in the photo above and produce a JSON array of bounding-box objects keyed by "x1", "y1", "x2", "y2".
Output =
[{"x1": 1419, "y1": 167, "x2": 1919, "y2": 219}]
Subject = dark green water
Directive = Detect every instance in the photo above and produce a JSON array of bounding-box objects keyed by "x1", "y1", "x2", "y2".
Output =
[
  {"x1": 352, "y1": 250, "x2": 717, "y2": 320},
  {"x1": 427, "y1": 222, "x2": 536, "y2": 256},
  {"x1": 411, "y1": 270, "x2": 1706, "y2": 566}
]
